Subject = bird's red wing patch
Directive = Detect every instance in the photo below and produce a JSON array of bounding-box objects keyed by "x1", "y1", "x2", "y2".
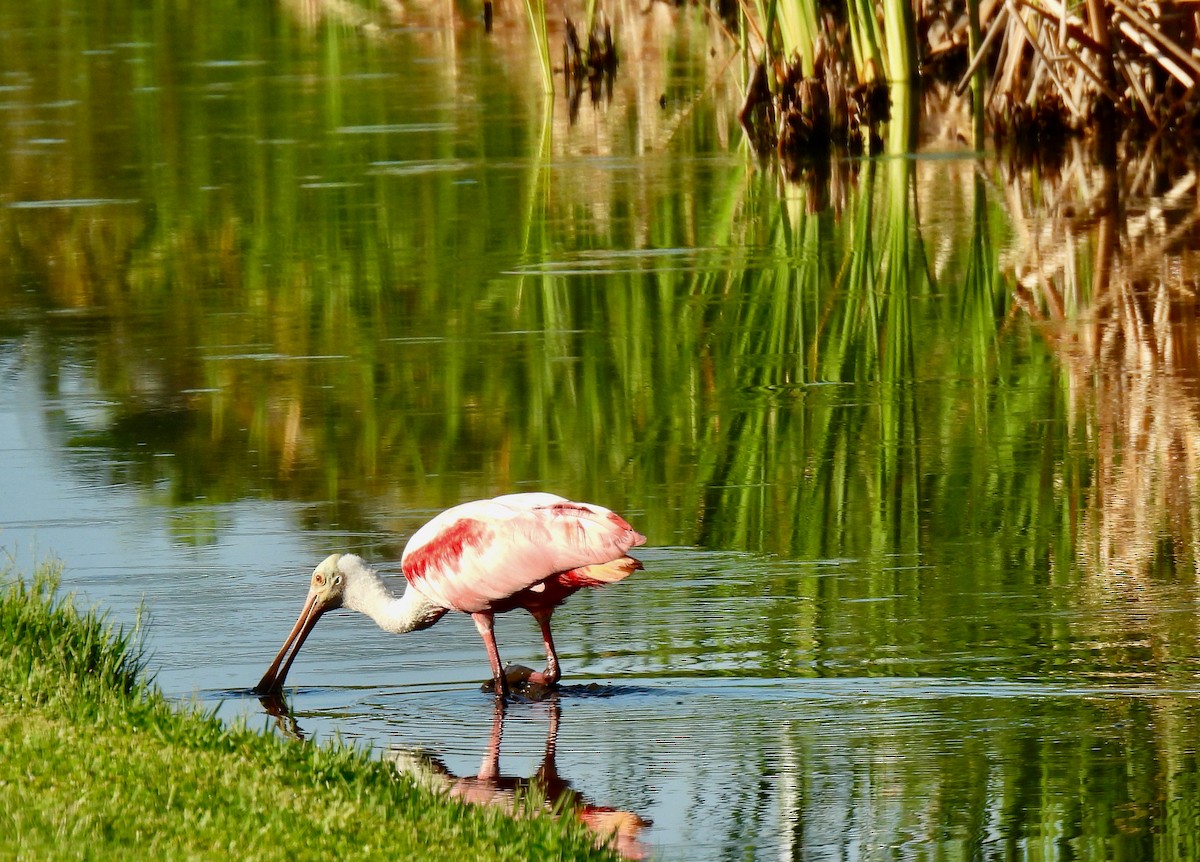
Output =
[
  {"x1": 606, "y1": 510, "x2": 634, "y2": 531},
  {"x1": 546, "y1": 502, "x2": 630, "y2": 530},
  {"x1": 548, "y1": 502, "x2": 594, "y2": 516},
  {"x1": 403, "y1": 518, "x2": 490, "y2": 585}
]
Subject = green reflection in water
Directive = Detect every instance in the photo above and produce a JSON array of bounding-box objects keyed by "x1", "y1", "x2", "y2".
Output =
[{"x1": 4, "y1": 2, "x2": 1200, "y2": 860}]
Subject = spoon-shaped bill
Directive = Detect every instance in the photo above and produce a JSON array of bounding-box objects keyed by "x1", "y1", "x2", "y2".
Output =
[{"x1": 253, "y1": 590, "x2": 325, "y2": 695}]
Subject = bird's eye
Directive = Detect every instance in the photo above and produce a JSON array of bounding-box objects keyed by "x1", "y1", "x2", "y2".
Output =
[{"x1": 314, "y1": 574, "x2": 325, "y2": 586}]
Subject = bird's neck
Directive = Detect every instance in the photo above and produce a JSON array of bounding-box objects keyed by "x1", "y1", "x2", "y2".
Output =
[{"x1": 343, "y1": 564, "x2": 446, "y2": 634}]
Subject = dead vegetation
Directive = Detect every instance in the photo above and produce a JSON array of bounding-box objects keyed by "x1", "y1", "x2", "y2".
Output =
[{"x1": 732, "y1": 0, "x2": 1200, "y2": 161}]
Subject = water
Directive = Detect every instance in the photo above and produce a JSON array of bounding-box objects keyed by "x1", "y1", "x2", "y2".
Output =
[{"x1": 5, "y1": 2, "x2": 1200, "y2": 860}]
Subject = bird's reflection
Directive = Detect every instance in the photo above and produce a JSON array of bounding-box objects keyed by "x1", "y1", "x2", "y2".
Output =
[
  {"x1": 257, "y1": 686, "x2": 650, "y2": 860},
  {"x1": 388, "y1": 699, "x2": 650, "y2": 861},
  {"x1": 257, "y1": 690, "x2": 303, "y2": 739}
]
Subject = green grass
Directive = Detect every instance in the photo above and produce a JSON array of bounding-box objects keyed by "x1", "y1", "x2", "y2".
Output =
[{"x1": 0, "y1": 563, "x2": 621, "y2": 862}]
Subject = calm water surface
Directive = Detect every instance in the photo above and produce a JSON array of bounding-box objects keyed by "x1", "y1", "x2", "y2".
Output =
[{"x1": 5, "y1": 2, "x2": 1200, "y2": 860}]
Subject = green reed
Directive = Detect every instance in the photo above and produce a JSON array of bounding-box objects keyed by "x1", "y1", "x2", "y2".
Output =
[
  {"x1": 775, "y1": 0, "x2": 821, "y2": 76},
  {"x1": 770, "y1": 0, "x2": 914, "y2": 82}
]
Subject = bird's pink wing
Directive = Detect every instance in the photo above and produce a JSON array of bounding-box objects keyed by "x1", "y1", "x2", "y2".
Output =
[{"x1": 401, "y1": 495, "x2": 645, "y2": 613}]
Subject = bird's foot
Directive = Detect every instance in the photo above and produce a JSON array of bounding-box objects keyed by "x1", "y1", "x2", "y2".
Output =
[
  {"x1": 480, "y1": 663, "x2": 535, "y2": 694},
  {"x1": 519, "y1": 670, "x2": 559, "y2": 701},
  {"x1": 480, "y1": 664, "x2": 557, "y2": 700}
]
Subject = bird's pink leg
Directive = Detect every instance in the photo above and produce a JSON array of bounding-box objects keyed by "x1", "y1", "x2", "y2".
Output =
[
  {"x1": 471, "y1": 611, "x2": 510, "y2": 699},
  {"x1": 527, "y1": 609, "x2": 561, "y2": 686}
]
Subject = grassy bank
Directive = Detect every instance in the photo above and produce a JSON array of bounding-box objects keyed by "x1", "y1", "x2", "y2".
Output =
[{"x1": 0, "y1": 564, "x2": 621, "y2": 861}]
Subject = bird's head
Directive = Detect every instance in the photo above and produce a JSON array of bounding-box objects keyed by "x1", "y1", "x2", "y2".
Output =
[
  {"x1": 253, "y1": 553, "x2": 350, "y2": 695},
  {"x1": 306, "y1": 553, "x2": 349, "y2": 611}
]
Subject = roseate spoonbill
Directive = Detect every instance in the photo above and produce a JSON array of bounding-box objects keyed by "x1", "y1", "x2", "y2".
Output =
[{"x1": 253, "y1": 493, "x2": 646, "y2": 700}]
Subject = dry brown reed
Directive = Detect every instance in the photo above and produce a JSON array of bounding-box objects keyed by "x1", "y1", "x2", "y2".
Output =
[{"x1": 958, "y1": 0, "x2": 1200, "y2": 147}]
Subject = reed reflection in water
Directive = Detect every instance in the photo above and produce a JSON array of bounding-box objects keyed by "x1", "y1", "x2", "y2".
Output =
[{"x1": 1006, "y1": 150, "x2": 1200, "y2": 584}]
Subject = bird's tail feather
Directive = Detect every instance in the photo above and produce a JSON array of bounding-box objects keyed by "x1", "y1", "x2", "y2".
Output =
[{"x1": 565, "y1": 555, "x2": 643, "y2": 587}]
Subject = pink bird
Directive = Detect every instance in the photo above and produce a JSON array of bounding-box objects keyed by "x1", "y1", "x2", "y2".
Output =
[{"x1": 254, "y1": 493, "x2": 646, "y2": 700}]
